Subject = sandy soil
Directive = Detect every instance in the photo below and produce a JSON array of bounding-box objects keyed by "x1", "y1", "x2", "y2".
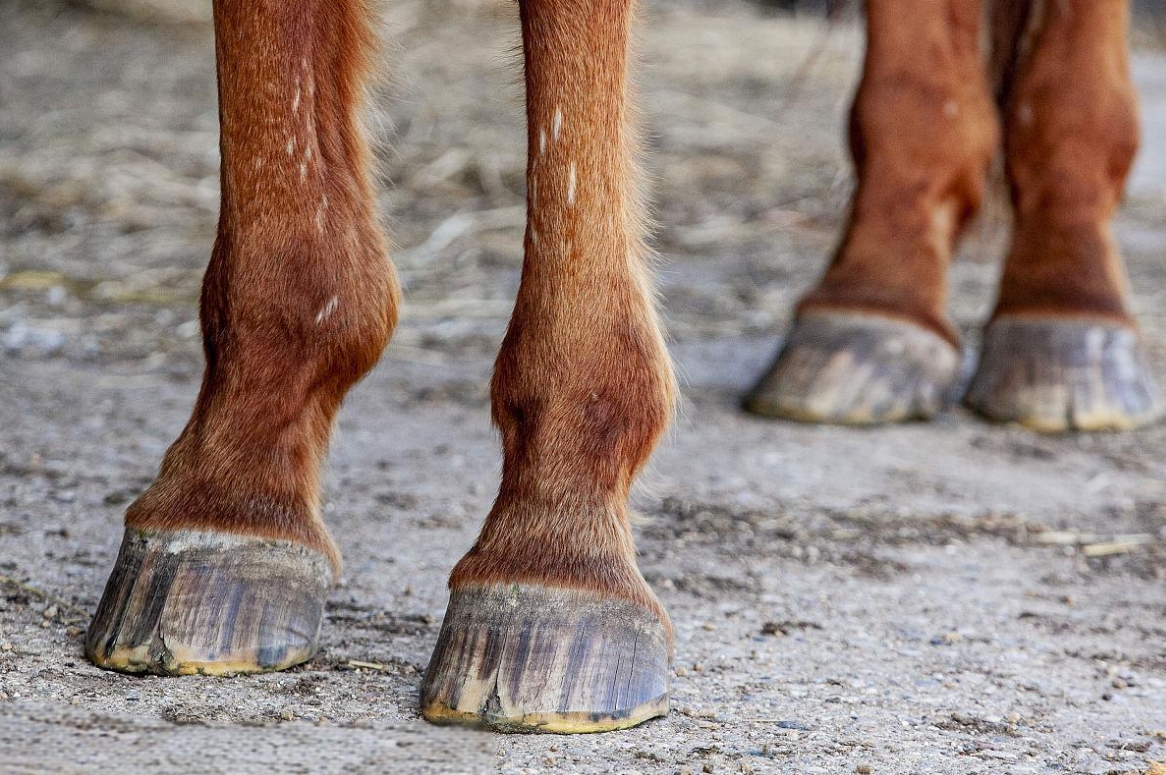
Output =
[{"x1": 2, "y1": 2, "x2": 1165, "y2": 773}]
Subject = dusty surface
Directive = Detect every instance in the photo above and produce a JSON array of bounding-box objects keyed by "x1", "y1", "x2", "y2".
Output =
[{"x1": 2, "y1": 1, "x2": 1166, "y2": 773}]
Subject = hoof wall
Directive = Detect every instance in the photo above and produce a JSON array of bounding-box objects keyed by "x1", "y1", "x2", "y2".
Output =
[
  {"x1": 86, "y1": 529, "x2": 332, "y2": 676},
  {"x1": 966, "y1": 317, "x2": 1164, "y2": 432},
  {"x1": 744, "y1": 311, "x2": 961, "y2": 424},
  {"x1": 420, "y1": 585, "x2": 670, "y2": 733}
]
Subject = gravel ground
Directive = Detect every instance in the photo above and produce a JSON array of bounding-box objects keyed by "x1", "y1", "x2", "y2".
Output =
[{"x1": 2, "y1": 2, "x2": 1166, "y2": 773}]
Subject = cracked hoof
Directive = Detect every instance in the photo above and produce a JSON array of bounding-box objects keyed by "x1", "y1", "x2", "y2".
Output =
[
  {"x1": 965, "y1": 316, "x2": 1164, "y2": 432},
  {"x1": 420, "y1": 584, "x2": 670, "y2": 733},
  {"x1": 744, "y1": 311, "x2": 961, "y2": 424},
  {"x1": 86, "y1": 528, "x2": 332, "y2": 676}
]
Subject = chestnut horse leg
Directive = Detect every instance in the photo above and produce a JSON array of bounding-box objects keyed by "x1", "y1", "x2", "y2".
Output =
[
  {"x1": 966, "y1": 0, "x2": 1163, "y2": 430},
  {"x1": 86, "y1": 0, "x2": 398, "y2": 674},
  {"x1": 420, "y1": 0, "x2": 674, "y2": 733},
  {"x1": 746, "y1": 0, "x2": 998, "y2": 424}
]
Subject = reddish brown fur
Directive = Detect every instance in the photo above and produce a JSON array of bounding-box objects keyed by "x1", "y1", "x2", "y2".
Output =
[
  {"x1": 798, "y1": 0, "x2": 999, "y2": 346},
  {"x1": 124, "y1": 0, "x2": 671, "y2": 624},
  {"x1": 993, "y1": 0, "x2": 1139, "y2": 326},
  {"x1": 448, "y1": 0, "x2": 673, "y2": 628},
  {"x1": 797, "y1": 0, "x2": 1139, "y2": 346},
  {"x1": 125, "y1": 0, "x2": 399, "y2": 575}
]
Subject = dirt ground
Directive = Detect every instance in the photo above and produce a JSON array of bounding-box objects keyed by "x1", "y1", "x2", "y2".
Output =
[{"x1": 2, "y1": 2, "x2": 1166, "y2": 773}]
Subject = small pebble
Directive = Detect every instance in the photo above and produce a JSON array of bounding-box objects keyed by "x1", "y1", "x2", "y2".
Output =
[{"x1": 856, "y1": 765, "x2": 873, "y2": 774}]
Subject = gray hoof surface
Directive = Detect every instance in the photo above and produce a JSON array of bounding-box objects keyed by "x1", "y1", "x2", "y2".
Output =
[
  {"x1": 965, "y1": 317, "x2": 1164, "y2": 432},
  {"x1": 421, "y1": 584, "x2": 670, "y2": 733},
  {"x1": 86, "y1": 528, "x2": 332, "y2": 675},
  {"x1": 744, "y1": 311, "x2": 961, "y2": 424}
]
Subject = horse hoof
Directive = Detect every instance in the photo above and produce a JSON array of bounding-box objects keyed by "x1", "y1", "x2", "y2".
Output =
[
  {"x1": 86, "y1": 528, "x2": 332, "y2": 676},
  {"x1": 744, "y1": 310, "x2": 961, "y2": 424},
  {"x1": 965, "y1": 316, "x2": 1164, "y2": 432},
  {"x1": 420, "y1": 584, "x2": 670, "y2": 733}
]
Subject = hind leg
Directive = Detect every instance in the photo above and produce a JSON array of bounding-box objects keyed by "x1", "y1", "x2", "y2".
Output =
[
  {"x1": 965, "y1": 0, "x2": 1163, "y2": 431},
  {"x1": 746, "y1": 0, "x2": 998, "y2": 424},
  {"x1": 86, "y1": 0, "x2": 399, "y2": 675}
]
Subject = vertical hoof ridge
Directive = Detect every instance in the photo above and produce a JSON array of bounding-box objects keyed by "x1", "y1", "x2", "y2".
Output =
[
  {"x1": 965, "y1": 316, "x2": 1164, "y2": 432},
  {"x1": 744, "y1": 311, "x2": 961, "y2": 424},
  {"x1": 86, "y1": 529, "x2": 332, "y2": 676},
  {"x1": 420, "y1": 584, "x2": 670, "y2": 733}
]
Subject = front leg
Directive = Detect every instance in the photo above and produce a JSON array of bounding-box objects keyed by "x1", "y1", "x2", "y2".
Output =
[
  {"x1": 420, "y1": 0, "x2": 674, "y2": 733},
  {"x1": 86, "y1": 0, "x2": 399, "y2": 675}
]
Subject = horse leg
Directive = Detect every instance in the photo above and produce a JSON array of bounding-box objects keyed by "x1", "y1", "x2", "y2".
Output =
[
  {"x1": 420, "y1": 0, "x2": 674, "y2": 733},
  {"x1": 746, "y1": 0, "x2": 998, "y2": 424},
  {"x1": 965, "y1": 0, "x2": 1163, "y2": 430},
  {"x1": 86, "y1": 0, "x2": 398, "y2": 674}
]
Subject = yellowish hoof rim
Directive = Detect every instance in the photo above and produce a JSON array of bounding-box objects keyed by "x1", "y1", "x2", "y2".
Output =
[
  {"x1": 966, "y1": 317, "x2": 1164, "y2": 432},
  {"x1": 86, "y1": 529, "x2": 332, "y2": 676},
  {"x1": 420, "y1": 584, "x2": 670, "y2": 734},
  {"x1": 745, "y1": 311, "x2": 961, "y2": 425}
]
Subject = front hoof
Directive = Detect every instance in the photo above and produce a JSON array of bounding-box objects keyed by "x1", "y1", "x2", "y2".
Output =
[
  {"x1": 420, "y1": 584, "x2": 670, "y2": 733},
  {"x1": 744, "y1": 311, "x2": 961, "y2": 424},
  {"x1": 86, "y1": 529, "x2": 332, "y2": 676},
  {"x1": 965, "y1": 316, "x2": 1164, "y2": 432}
]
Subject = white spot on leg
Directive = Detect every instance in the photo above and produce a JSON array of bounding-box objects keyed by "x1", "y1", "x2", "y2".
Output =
[
  {"x1": 539, "y1": 129, "x2": 546, "y2": 155},
  {"x1": 530, "y1": 228, "x2": 539, "y2": 245},
  {"x1": 286, "y1": 137, "x2": 295, "y2": 156},
  {"x1": 552, "y1": 108, "x2": 562, "y2": 141},
  {"x1": 300, "y1": 163, "x2": 307, "y2": 182},
  {"x1": 567, "y1": 162, "x2": 576, "y2": 206},
  {"x1": 292, "y1": 80, "x2": 301, "y2": 114},
  {"x1": 315, "y1": 296, "x2": 339, "y2": 326},
  {"x1": 315, "y1": 195, "x2": 328, "y2": 234}
]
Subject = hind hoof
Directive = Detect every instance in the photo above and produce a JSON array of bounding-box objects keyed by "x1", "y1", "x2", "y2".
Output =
[
  {"x1": 744, "y1": 311, "x2": 961, "y2": 424},
  {"x1": 965, "y1": 316, "x2": 1164, "y2": 432}
]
